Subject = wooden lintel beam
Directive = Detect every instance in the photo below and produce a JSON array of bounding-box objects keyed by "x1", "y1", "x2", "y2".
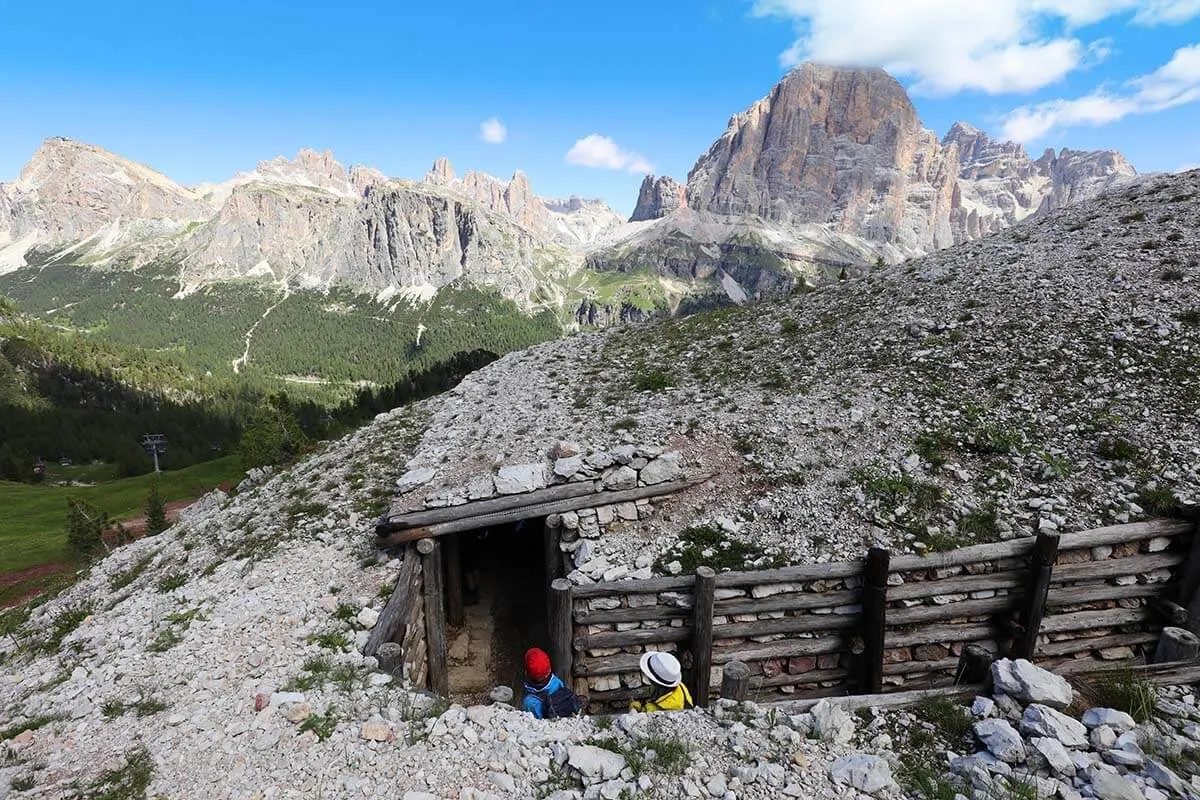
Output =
[{"x1": 376, "y1": 477, "x2": 706, "y2": 547}]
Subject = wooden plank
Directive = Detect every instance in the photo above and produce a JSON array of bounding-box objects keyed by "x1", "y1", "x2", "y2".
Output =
[
  {"x1": 749, "y1": 668, "x2": 849, "y2": 688},
  {"x1": 888, "y1": 596, "x2": 1014, "y2": 626},
  {"x1": 379, "y1": 478, "x2": 704, "y2": 545},
  {"x1": 1055, "y1": 520, "x2": 1193, "y2": 550},
  {"x1": 1048, "y1": 582, "x2": 1173, "y2": 608},
  {"x1": 692, "y1": 567, "x2": 716, "y2": 707},
  {"x1": 888, "y1": 571, "x2": 1024, "y2": 602},
  {"x1": 1053, "y1": 552, "x2": 1185, "y2": 582},
  {"x1": 861, "y1": 547, "x2": 889, "y2": 694},
  {"x1": 576, "y1": 605, "x2": 691, "y2": 625},
  {"x1": 573, "y1": 575, "x2": 693, "y2": 599},
  {"x1": 715, "y1": 561, "x2": 862, "y2": 588},
  {"x1": 1036, "y1": 631, "x2": 1159, "y2": 658},
  {"x1": 550, "y1": 578, "x2": 574, "y2": 682},
  {"x1": 712, "y1": 636, "x2": 844, "y2": 664},
  {"x1": 1013, "y1": 532, "x2": 1059, "y2": 659},
  {"x1": 419, "y1": 538, "x2": 448, "y2": 696},
  {"x1": 577, "y1": 653, "x2": 643, "y2": 677},
  {"x1": 1038, "y1": 607, "x2": 1151, "y2": 634},
  {"x1": 364, "y1": 544, "x2": 420, "y2": 656},
  {"x1": 712, "y1": 614, "x2": 857, "y2": 640},
  {"x1": 887, "y1": 623, "x2": 997, "y2": 648},
  {"x1": 383, "y1": 481, "x2": 599, "y2": 530},
  {"x1": 767, "y1": 684, "x2": 984, "y2": 714},
  {"x1": 574, "y1": 625, "x2": 692, "y2": 651},
  {"x1": 716, "y1": 589, "x2": 860, "y2": 616},
  {"x1": 889, "y1": 540, "x2": 1034, "y2": 573},
  {"x1": 885, "y1": 657, "x2": 961, "y2": 678}
]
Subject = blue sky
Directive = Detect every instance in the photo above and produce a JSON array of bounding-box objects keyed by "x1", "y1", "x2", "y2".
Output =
[{"x1": 1, "y1": 1, "x2": 1198, "y2": 214}]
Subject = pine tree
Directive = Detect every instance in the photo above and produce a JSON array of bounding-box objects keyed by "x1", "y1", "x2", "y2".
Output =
[
  {"x1": 66, "y1": 497, "x2": 107, "y2": 558},
  {"x1": 145, "y1": 482, "x2": 169, "y2": 535}
]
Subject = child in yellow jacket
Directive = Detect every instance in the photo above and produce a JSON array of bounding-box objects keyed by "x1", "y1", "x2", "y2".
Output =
[{"x1": 629, "y1": 651, "x2": 694, "y2": 712}]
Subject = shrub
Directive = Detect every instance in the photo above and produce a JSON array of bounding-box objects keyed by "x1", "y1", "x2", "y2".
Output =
[
  {"x1": 66, "y1": 498, "x2": 108, "y2": 558},
  {"x1": 1097, "y1": 437, "x2": 1140, "y2": 462},
  {"x1": 631, "y1": 369, "x2": 673, "y2": 392},
  {"x1": 144, "y1": 482, "x2": 168, "y2": 535}
]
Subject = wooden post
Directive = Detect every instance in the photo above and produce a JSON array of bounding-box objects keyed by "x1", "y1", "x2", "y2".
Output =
[
  {"x1": 549, "y1": 578, "x2": 574, "y2": 685},
  {"x1": 376, "y1": 641, "x2": 404, "y2": 677},
  {"x1": 692, "y1": 566, "x2": 716, "y2": 707},
  {"x1": 1178, "y1": 516, "x2": 1200, "y2": 636},
  {"x1": 1154, "y1": 626, "x2": 1200, "y2": 663},
  {"x1": 955, "y1": 644, "x2": 993, "y2": 686},
  {"x1": 418, "y1": 538, "x2": 448, "y2": 697},
  {"x1": 543, "y1": 523, "x2": 562, "y2": 604},
  {"x1": 720, "y1": 661, "x2": 751, "y2": 702},
  {"x1": 1012, "y1": 532, "x2": 1060, "y2": 659},
  {"x1": 445, "y1": 533, "x2": 464, "y2": 628},
  {"x1": 861, "y1": 547, "x2": 890, "y2": 694}
]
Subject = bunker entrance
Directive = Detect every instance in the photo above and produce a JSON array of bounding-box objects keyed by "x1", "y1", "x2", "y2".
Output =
[{"x1": 445, "y1": 518, "x2": 548, "y2": 705}]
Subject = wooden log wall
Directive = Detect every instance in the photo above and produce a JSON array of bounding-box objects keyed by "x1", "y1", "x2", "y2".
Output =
[
  {"x1": 363, "y1": 543, "x2": 429, "y2": 689},
  {"x1": 571, "y1": 518, "x2": 1196, "y2": 712}
]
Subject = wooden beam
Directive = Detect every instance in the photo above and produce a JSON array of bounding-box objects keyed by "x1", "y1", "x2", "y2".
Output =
[
  {"x1": 720, "y1": 661, "x2": 750, "y2": 701},
  {"x1": 1154, "y1": 627, "x2": 1200, "y2": 663},
  {"x1": 382, "y1": 481, "x2": 598, "y2": 531},
  {"x1": 364, "y1": 543, "x2": 420, "y2": 657},
  {"x1": 419, "y1": 538, "x2": 448, "y2": 697},
  {"x1": 444, "y1": 533, "x2": 464, "y2": 628},
  {"x1": 378, "y1": 478, "x2": 704, "y2": 546},
  {"x1": 861, "y1": 547, "x2": 889, "y2": 694},
  {"x1": 549, "y1": 578, "x2": 574, "y2": 685},
  {"x1": 692, "y1": 566, "x2": 716, "y2": 707},
  {"x1": 1012, "y1": 532, "x2": 1059, "y2": 659}
]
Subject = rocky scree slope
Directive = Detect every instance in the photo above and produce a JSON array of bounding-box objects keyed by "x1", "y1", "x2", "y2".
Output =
[
  {"x1": 1, "y1": 408, "x2": 899, "y2": 800},
  {"x1": 399, "y1": 168, "x2": 1200, "y2": 576}
]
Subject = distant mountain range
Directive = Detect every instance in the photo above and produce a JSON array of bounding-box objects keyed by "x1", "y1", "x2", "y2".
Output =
[{"x1": 0, "y1": 63, "x2": 1139, "y2": 387}]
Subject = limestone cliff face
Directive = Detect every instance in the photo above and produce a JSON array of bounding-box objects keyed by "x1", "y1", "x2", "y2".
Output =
[
  {"x1": 943, "y1": 123, "x2": 1136, "y2": 240},
  {"x1": 1, "y1": 137, "x2": 209, "y2": 248},
  {"x1": 630, "y1": 176, "x2": 687, "y2": 222},
  {"x1": 679, "y1": 65, "x2": 1134, "y2": 258},
  {"x1": 685, "y1": 65, "x2": 961, "y2": 252},
  {"x1": 179, "y1": 180, "x2": 545, "y2": 300}
]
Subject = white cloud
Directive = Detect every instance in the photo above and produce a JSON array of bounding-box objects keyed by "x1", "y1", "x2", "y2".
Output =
[
  {"x1": 1001, "y1": 43, "x2": 1200, "y2": 140},
  {"x1": 565, "y1": 134, "x2": 654, "y2": 174},
  {"x1": 753, "y1": 0, "x2": 1200, "y2": 95},
  {"x1": 479, "y1": 117, "x2": 507, "y2": 144}
]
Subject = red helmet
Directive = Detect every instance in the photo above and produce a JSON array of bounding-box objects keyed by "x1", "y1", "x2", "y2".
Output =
[{"x1": 524, "y1": 647, "x2": 552, "y2": 682}]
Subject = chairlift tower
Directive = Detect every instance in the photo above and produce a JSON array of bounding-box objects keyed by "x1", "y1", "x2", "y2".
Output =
[{"x1": 141, "y1": 434, "x2": 167, "y2": 473}]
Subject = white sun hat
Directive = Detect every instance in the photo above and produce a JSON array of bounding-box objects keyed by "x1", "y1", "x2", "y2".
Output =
[{"x1": 639, "y1": 650, "x2": 682, "y2": 688}]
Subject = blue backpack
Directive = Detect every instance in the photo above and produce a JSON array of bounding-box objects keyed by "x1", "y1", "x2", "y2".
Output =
[{"x1": 535, "y1": 683, "x2": 583, "y2": 718}]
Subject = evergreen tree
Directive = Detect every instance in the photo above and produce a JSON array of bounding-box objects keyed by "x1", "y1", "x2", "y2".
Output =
[
  {"x1": 145, "y1": 482, "x2": 169, "y2": 535},
  {"x1": 66, "y1": 497, "x2": 108, "y2": 558}
]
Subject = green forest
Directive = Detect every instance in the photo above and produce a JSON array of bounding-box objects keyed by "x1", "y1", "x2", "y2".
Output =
[
  {"x1": 0, "y1": 285, "x2": 504, "y2": 482},
  {"x1": 0, "y1": 264, "x2": 560, "y2": 388}
]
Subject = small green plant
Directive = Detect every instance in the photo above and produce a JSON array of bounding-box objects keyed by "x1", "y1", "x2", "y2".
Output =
[
  {"x1": 899, "y1": 761, "x2": 963, "y2": 800},
  {"x1": 1160, "y1": 267, "x2": 1186, "y2": 281},
  {"x1": 915, "y1": 696, "x2": 973, "y2": 744},
  {"x1": 298, "y1": 708, "x2": 338, "y2": 741},
  {"x1": 33, "y1": 601, "x2": 94, "y2": 654},
  {"x1": 102, "y1": 699, "x2": 127, "y2": 718},
  {"x1": 1136, "y1": 484, "x2": 1178, "y2": 516},
  {"x1": 610, "y1": 416, "x2": 638, "y2": 432},
  {"x1": 12, "y1": 774, "x2": 36, "y2": 790},
  {"x1": 148, "y1": 627, "x2": 183, "y2": 652},
  {"x1": 1178, "y1": 309, "x2": 1200, "y2": 326},
  {"x1": 1119, "y1": 211, "x2": 1146, "y2": 224},
  {"x1": 654, "y1": 524, "x2": 784, "y2": 573},
  {"x1": 308, "y1": 631, "x2": 352, "y2": 651},
  {"x1": 956, "y1": 502, "x2": 1000, "y2": 542},
  {"x1": 913, "y1": 430, "x2": 956, "y2": 468},
  {"x1": 1088, "y1": 668, "x2": 1157, "y2": 723},
  {"x1": 1038, "y1": 451, "x2": 1074, "y2": 480},
  {"x1": 333, "y1": 602, "x2": 357, "y2": 622},
  {"x1": 1097, "y1": 436, "x2": 1140, "y2": 462},
  {"x1": 69, "y1": 745, "x2": 154, "y2": 800},
  {"x1": 631, "y1": 368, "x2": 673, "y2": 392},
  {"x1": 134, "y1": 696, "x2": 168, "y2": 718},
  {"x1": 156, "y1": 572, "x2": 188, "y2": 593},
  {"x1": 0, "y1": 713, "x2": 65, "y2": 742},
  {"x1": 109, "y1": 553, "x2": 157, "y2": 591}
]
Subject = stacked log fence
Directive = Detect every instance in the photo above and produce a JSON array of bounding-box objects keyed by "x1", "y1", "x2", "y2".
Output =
[
  {"x1": 557, "y1": 517, "x2": 1199, "y2": 713},
  {"x1": 363, "y1": 542, "x2": 432, "y2": 691}
]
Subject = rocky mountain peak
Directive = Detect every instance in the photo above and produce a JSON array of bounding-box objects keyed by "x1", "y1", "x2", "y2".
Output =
[
  {"x1": 252, "y1": 149, "x2": 357, "y2": 196},
  {"x1": 424, "y1": 157, "x2": 456, "y2": 186},
  {"x1": 629, "y1": 175, "x2": 687, "y2": 222}
]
